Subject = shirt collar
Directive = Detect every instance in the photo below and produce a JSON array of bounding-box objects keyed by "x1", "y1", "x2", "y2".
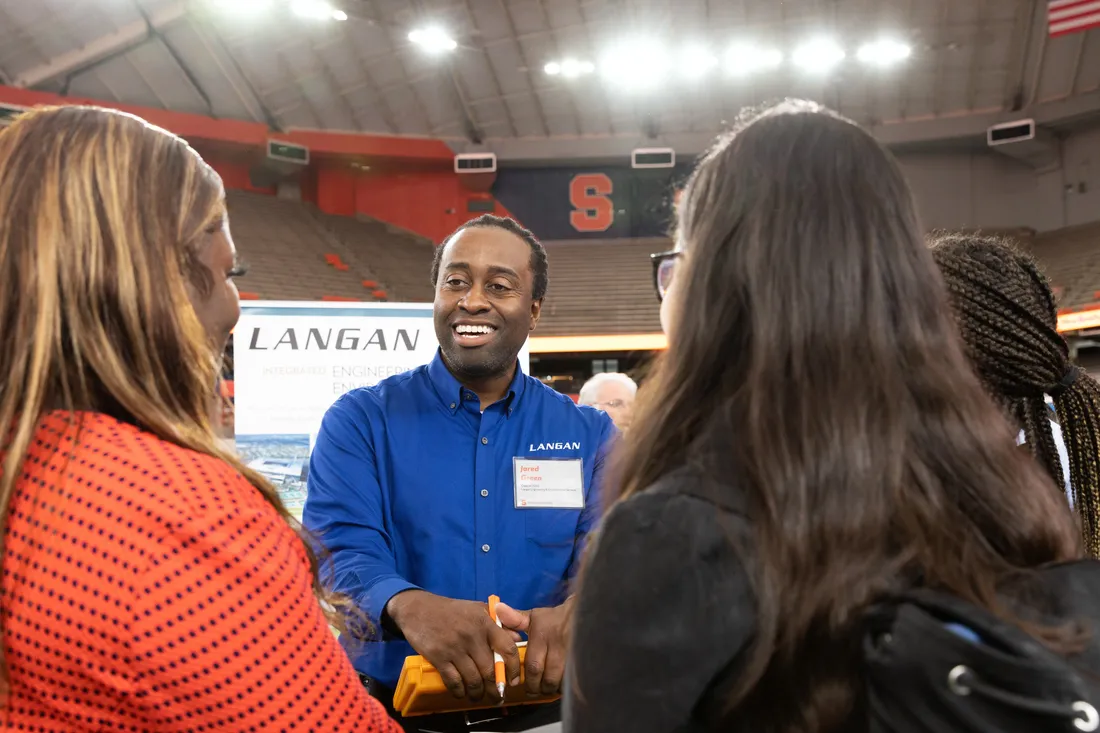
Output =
[{"x1": 427, "y1": 349, "x2": 527, "y2": 416}]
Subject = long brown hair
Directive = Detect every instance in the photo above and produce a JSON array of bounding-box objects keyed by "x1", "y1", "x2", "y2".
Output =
[
  {"x1": 933, "y1": 233, "x2": 1100, "y2": 556},
  {"x1": 608, "y1": 102, "x2": 1081, "y2": 731},
  {"x1": 0, "y1": 106, "x2": 347, "y2": 685}
]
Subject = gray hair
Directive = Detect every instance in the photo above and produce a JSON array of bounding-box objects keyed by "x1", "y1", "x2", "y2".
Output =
[{"x1": 578, "y1": 372, "x2": 638, "y2": 405}]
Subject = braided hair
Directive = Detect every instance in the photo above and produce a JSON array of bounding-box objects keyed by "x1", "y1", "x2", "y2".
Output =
[{"x1": 932, "y1": 233, "x2": 1100, "y2": 556}]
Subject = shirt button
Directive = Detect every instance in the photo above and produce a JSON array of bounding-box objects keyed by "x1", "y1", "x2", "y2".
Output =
[
  {"x1": 481, "y1": 437, "x2": 488, "y2": 445},
  {"x1": 481, "y1": 544, "x2": 491, "y2": 553},
  {"x1": 480, "y1": 489, "x2": 489, "y2": 497},
  {"x1": 449, "y1": 402, "x2": 456, "y2": 409}
]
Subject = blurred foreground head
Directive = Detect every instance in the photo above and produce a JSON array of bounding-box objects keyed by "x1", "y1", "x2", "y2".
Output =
[
  {"x1": 0, "y1": 104, "x2": 349, "y2": 651},
  {"x1": 0, "y1": 105, "x2": 239, "y2": 436},
  {"x1": 611, "y1": 100, "x2": 1080, "y2": 730}
]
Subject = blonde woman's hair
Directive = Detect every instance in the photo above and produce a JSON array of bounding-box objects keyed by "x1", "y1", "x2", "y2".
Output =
[{"x1": 0, "y1": 106, "x2": 348, "y2": 687}]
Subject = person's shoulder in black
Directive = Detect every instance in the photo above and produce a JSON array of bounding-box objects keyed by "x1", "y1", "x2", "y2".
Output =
[{"x1": 564, "y1": 465, "x2": 755, "y2": 733}]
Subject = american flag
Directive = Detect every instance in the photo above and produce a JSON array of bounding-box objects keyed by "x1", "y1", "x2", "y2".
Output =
[{"x1": 1049, "y1": 0, "x2": 1100, "y2": 37}]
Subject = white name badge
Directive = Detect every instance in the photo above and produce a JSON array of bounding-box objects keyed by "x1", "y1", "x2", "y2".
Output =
[{"x1": 513, "y1": 458, "x2": 585, "y2": 509}]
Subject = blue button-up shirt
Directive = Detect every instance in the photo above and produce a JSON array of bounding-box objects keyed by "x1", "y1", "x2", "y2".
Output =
[{"x1": 304, "y1": 350, "x2": 617, "y2": 686}]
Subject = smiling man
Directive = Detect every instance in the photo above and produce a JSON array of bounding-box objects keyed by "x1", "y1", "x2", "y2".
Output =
[{"x1": 303, "y1": 215, "x2": 616, "y2": 733}]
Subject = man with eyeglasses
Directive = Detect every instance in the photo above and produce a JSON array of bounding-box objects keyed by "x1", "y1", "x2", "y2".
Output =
[{"x1": 578, "y1": 373, "x2": 637, "y2": 432}]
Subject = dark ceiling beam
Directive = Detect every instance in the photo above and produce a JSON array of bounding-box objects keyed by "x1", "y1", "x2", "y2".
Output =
[
  {"x1": 966, "y1": 0, "x2": 990, "y2": 111},
  {"x1": 497, "y1": 0, "x2": 552, "y2": 137},
  {"x1": 14, "y1": 0, "x2": 187, "y2": 88},
  {"x1": 411, "y1": 0, "x2": 483, "y2": 142},
  {"x1": 133, "y1": 3, "x2": 214, "y2": 116},
  {"x1": 188, "y1": 17, "x2": 275, "y2": 127},
  {"x1": 534, "y1": 0, "x2": 584, "y2": 136},
  {"x1": 338, "y1": 19, "x2": 401, "y2": 133},
  {"x1": 459, "y1": 0, "x2": 518, "y2": 137},
  {"x1": 1004, "y1": 0, "x2": 1043, "y2": 111}
]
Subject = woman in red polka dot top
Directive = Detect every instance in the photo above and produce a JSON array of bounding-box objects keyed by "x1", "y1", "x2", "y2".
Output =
[{"x1": 0, "y1": 106, "x2": 400, "y2": 732}]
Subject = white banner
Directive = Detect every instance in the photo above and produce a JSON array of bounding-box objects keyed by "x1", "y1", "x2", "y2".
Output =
[{"x1": 233, "y1": 301, "x2": 530, "y2": 515}]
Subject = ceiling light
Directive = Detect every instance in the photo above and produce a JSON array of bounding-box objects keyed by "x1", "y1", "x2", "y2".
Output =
[
  {"x1": 679, "y1": 45, "x2": 718, "y2": 80},
  {"x1": 857, "y1": 39, "x2": 911, "y2": 67},
  {"x1": 408, "y1": 27, "x2": 458, "y2": 53},
  {"x1": 560, "y1": 59, "x2": 595, "y2": 78},
  {"x1": 600, "y1": 40, "x2": 669, "y2": 90},
  {"x1": 291, "y1": 0, "x2": 344, "y2": 20},
  {"x1": 792, "y1": 38, "x2": 845, "y2": 73},
  {"x1": 724, "y1": 43, "x2": 782, "y2": 76},
  {"x1": 545, "y1": 59, "x2": 594, "y2": 77}
]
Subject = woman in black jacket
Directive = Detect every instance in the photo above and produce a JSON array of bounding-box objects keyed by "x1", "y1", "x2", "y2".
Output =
[{"x1": 564, "y1": 101, "x2": 1085, "y2": 733}]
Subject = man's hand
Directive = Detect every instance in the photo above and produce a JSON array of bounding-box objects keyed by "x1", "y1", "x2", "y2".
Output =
[
  {"x1": 385, "y1": 590, "x2": 521, "y2": 701},
  {"x1": 495, "y1": 596, "x2": 574, "y2": 697}
]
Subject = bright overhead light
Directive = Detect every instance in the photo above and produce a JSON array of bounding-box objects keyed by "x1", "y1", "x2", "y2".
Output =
[
  {"x1": 679, "y1": 45, "x2": 718, "y2": 80},
  {"x1": 291, "y1": 0, "x2": 344, "y2": 20},
  {"x1": 560, "y1": 58, "x2": 594, "y2": 78},
  {"x1": 408, "y1": 27, "x2": 458, "y2": 53},
  {"x1": 724, "y1": 43, "x2": 782, "y2": 76},
  {"x1": 792, "y1": 38, "x2": 845, "y2": 73},
  {"x1": 545, "y1": 59, "x2": 594, "y2": 77},
  {"x1": 857, "y1": 39, "x2": 911, "y2": 67},
  {"x1": 600, "y1": 40, "x2": 669, "y2": 90}
]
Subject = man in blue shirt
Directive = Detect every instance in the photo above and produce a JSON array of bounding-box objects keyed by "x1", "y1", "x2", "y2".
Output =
[{"x1": 304, "y1": 214, "x2": 616, "y2": 730}]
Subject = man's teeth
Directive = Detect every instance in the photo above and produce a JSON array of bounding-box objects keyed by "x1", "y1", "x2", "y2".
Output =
[{"x1": 456, "y1": 325, "x2": 495, "y2": 335}]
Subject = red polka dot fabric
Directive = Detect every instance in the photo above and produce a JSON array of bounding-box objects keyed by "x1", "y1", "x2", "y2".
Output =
[{"x1": 0, "y1": 412, "x2": 400, "y2": 732}]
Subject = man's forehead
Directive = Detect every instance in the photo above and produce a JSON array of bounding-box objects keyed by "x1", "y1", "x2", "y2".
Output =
[
  {"x1": 442, "y1": 227, "x2": 531, "y2": 270},
  {"x1": 596, "y1": 380, "x2": 632, "y2": 399}
]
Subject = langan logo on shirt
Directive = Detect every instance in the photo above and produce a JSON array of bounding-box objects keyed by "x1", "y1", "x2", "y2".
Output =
[{"x1": 528, "y1": 441, "x2": 581, "y2": 451}]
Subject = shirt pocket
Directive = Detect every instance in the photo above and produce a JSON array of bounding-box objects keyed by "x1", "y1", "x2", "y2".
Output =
[
  {"x1": 524, "y1": 508, "x2": 582, "y2": 553},
  {"x1": 518, "y1": 509, "x2": 582, "y2": 604}
]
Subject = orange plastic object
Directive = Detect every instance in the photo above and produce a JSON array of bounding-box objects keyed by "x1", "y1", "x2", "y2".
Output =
[
  {"x1": 371, "y1": 289, "x2": 388, "y2": 299},
  {"x1": 362, "y1": 280, "x2": 379, "y2": 288},
  {"x1": 392, "y1": 645, "x2": 560, "y2": 718}
]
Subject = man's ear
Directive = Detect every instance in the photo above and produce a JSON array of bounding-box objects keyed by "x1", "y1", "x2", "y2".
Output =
[{"x1": 529, "y1": 299, "x2": 542, "y2": 331}]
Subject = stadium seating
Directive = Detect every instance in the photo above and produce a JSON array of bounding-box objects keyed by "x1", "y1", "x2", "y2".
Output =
[
  {"x1": 226, "y1": 191, "x2": 437, "y2": 303},
  {"x1": 311, "y1": 211, "x2": 435, "y2": 302},
  {"x1": 537, "y1": 239, "x2": 667, "y2": 337},
  {"x1": 1027, "y1": 221, "x2": 1100, "y2": 310},
  {"x1": 226, "y1": 191, "x2": 380, "y2": 301},
  {"x1": 225, "y1": 187, "x2": 1100, "y2": 330}
]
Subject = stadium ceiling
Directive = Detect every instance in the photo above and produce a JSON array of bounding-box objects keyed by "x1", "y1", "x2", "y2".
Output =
[{"x1": 0, "y1": 0, "x2": 1098, "y2": 163}]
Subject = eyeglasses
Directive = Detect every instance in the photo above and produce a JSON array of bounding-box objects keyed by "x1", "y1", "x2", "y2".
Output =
[
  {"x1": 650, "y1": 250, "x2": 683, "y2": 302},
  {"x1": 592, "y1": 399, "x2": 627, "y2": 410}
]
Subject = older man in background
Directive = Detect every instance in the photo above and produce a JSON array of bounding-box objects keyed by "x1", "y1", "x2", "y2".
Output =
[{"x1": 578, "y1": 372, "x2": 637, "y2": 432}]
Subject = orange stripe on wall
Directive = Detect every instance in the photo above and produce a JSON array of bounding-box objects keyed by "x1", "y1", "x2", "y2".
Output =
[
  {"x1": 0, "y1": 85, "x2": 526, "y2": 241},
  {"x1": 0, "y1": 85, "x2": 269, "y2": 147},
  {"x1": 0, "y1": 85, "x2": 452, "y2": 164}
]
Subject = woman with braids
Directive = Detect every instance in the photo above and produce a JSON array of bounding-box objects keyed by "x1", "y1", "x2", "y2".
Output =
[
  {"x1": 0, "y1": 107, "x2": 399, "y2": 731},
  {"x1": 563, "y1": 101, "x2": 1100, "y2": 733},
  {"x1": 932, "y1": 233, "x2": 1100, "y2": 555}
]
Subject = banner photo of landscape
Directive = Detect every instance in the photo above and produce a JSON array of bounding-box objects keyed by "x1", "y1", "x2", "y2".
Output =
[{"x1": 234, "y1": 301, "x2": 531, "y2": 517}]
